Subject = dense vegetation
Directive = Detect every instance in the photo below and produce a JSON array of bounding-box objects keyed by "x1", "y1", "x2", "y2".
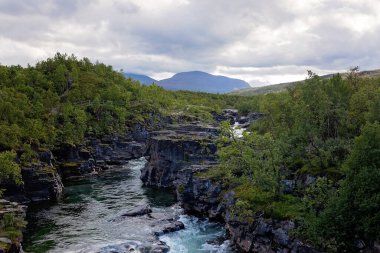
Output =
[
  {"x1": 0, "y1": 54, "x2": 379, "y2": 252},
  {"x1": 214, "y1": 70, "x2": 380, "y2": 252},
  {"x1": 0, "y1": 53, "x2": 248, "y2": 193}
]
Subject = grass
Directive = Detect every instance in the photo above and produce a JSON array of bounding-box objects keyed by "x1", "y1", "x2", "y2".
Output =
[{"x1": 61, "y1": 162, "x2": 80, "y2": 168}]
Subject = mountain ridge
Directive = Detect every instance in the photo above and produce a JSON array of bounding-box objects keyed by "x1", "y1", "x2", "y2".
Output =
[
  {"x1": 123, "y1": 71, "x2": 250, "y2": 93},
  {"x1": 230, "y1": 68, "x2": 380, "y2": 96}
]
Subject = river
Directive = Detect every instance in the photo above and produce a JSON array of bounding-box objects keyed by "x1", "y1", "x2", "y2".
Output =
[{"x1": 23, "y1": 158, "x2": 233, "y2": 253}]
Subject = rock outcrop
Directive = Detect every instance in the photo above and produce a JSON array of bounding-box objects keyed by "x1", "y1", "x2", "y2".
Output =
[
  {"x1": 139, "y1": 111, "x2": 323, "y2": 253},
  {"x1": 213, "y1": 109, "x2": 238, "y2": 124},
  {"x1": 4, "y1": 154, "x2": 63, "y2": 204},
  {"x1": 174, "y1": 164, "x2": 223, "y2": 218},
  {"x1": 122, "y1": 204, "x2": 152, "y2": 217},
  {"x1": 140, "y1": 124, "x2": 218, "y2": 188},
  {"x1": 0, "y1": 199, "x2": 27, "y2": 253},
  {"x1": 99, "y1": 240, "x2": 170, "y2": 253},
  {"x1": 56, "y1": 135, "x2": 148, "y2": 180},
  {"x1": 174, "y1": 165, "x2": 321, "y2": 253},
  {"x1": 226, "y1": 218, "x2": 320, "y2": 253}
]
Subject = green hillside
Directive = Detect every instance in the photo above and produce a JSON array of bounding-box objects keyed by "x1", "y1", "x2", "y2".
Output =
[{"x1": 231, "y1": 68, "x2": 380, "y2": 96}]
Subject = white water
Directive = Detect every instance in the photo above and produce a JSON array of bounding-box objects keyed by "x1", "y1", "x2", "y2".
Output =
[
  {"x1": 232, "y1": 122, "x2": 245, "y2": 138},
  {"x1": 160, "y1": 215, "x2": 233, "y2": 253},
  {"x1": 24, "y1": 158, "x2": 234, "y2": 253}
]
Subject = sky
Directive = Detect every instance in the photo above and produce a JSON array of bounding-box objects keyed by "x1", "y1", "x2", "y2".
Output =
[{"x1": 0, "y1": 0, "x2": 380, "y2": 87}]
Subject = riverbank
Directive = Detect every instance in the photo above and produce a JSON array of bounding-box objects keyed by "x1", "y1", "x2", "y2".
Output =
[
  {"x1": 2, "y1": 110, "x2": 320, "y2": 253},
  {"x1": 0, "y1": 111, "x2": 234, "y2": 252}
]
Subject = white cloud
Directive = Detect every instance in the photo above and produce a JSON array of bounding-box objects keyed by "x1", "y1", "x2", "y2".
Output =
[{"x1": 0, "y1": 0, "x2": 379, "y2": 86}]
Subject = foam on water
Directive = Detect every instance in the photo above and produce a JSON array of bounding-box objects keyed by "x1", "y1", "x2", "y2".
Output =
[
  {"x1": 232, "y1": 122, "x2": 244, "y2": 138},
  {"x1": 24, "y1": 158, "x2": 235, "y2": 253},
  {"x1": 160, "y1": 215, "x2": 233, "y2": 253}
]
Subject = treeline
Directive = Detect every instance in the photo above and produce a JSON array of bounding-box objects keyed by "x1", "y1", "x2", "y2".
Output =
[
  {"x1": 215, "y1": 70, "x2": 380, "y2": 252},
  {"x1": 0, "y1": 53, "x2": 245, "y2": 191}
]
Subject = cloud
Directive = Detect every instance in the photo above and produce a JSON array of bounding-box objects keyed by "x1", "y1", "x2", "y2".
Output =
[{"x1": 0, "y1": 0, "x2": 379, "y2": 86}]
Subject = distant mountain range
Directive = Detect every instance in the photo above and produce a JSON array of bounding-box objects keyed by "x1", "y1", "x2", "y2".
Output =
[
  {"x1": 229, "y1": 69, "x2": 380, "y2": 96},
  {"x1": 123, "y1": 73, "x2": 157, "y2": 85},
  {"x1": 123, "y1": 71, "x2": 250, "y2": 93}
]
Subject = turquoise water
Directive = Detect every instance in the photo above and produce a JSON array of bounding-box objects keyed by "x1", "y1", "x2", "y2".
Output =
[
  {"x1": 23, "y1": 158, "x2": 233, "y2": 253},
  {"x1": 160, "y1": 215, "x2": 232, "y2": 253}
]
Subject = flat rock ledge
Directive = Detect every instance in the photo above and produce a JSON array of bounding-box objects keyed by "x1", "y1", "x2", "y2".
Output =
[{"x1": 122, "y1": 204, "x2": 152, "y2": 217}]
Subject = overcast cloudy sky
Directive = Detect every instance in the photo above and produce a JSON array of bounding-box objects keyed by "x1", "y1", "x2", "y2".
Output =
[{"x1": 1, "y1": 0, "x2": 379, "y2": 86}]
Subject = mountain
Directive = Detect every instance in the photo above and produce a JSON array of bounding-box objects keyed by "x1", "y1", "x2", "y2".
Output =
[
  {"x1": 158, "y1": 71, "x2": 250, "y2": 93},
  {"x1": 123, "y1": 71, "x2": 250, "y2": 93},
  {"x1": 229, "y1": 81, "x2": 298, "y2": 96},
  {"x1": 123, "y1": 73, "x2": 157, "y2": 85},
  {"x1": 230, "y1": 69, "x2": 380, "y2": 96}
]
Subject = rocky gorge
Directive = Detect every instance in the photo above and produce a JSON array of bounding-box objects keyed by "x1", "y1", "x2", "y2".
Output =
[
  {"x1": 1, "y1": 110, "x2": 321, "y2": 253},
  {"x1": 139, "y1": 110, "x2": 322, "y2": 253}
]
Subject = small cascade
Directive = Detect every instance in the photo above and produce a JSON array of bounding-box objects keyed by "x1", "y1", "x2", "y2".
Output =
[
  {"x1": 160, "y1": 215, "x2": 233, "y2": 253},
  {"x1": 23, "y1": 158, "x2": 231, "y2": 253},
  {"x1": 232, "y1": 122, "x2": 245, "y2": 138}
]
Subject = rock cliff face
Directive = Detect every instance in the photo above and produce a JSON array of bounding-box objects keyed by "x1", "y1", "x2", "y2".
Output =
[
  {"x1": 57, "y1": 136, "x2": 147, "y2": 180},
  {"x1": 174, "y1": 164, "x2": 222, "y2": 218},
  {"x1": 226, "y1": 219, "x2": 320, "y2": 253},
  {"x1": 140, "y1": 124, "x2": 218, "y2": 188},
  {"x1": 4, "y1": 150, "x2": 63, "y2": 204},
  {"x1": 3, "y1": 110, "x2": 320, "y2": 252},
  {"x1": 173, "y1": 164, "x2": 321, "y2": 253},
  {"x1": 139, "y1": 111, "x2": 322, "y2": 253},
  {"x1": 3, "y1": 124, "x2": 152, "y2": 204}
]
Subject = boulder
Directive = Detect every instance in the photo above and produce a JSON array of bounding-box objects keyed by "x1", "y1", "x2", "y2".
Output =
[
  {"x1": 122, "y1": 204, "x2": 152, "y2": 217},
  {"x1": 273, "y1": 228, "x2": 290, "y2": 247},
  {"x1": 154, "y1": 221, "x2": 185, "y2": 236}
]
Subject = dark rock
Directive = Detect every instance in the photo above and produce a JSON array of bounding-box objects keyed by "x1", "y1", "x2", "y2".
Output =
[
  {"x1": 238, "y1": 116, "x2": 249, "y2": 124},
  {"x1": 213, "y1": 109, "x2": 238, "y2": 124},
  {"x1": 353, "y1": 239, "x2": 366, "y2": 250},
  {"x1": 139, "y1": 241, "x2": 170, "y2": 253},
  {"x1": 136, "y1": 114, "x2": 321, "y2": 253},
  {"x1": 304, "y1": 175, "x2": 317, "y2": 187},
  {"x1": 225, "y1": 217, "x2": 320, "y2": 253},
  {"x1": 163, "y1": 221, "x2": 184, "y2": 232},
  {"x1": 60, "y1": 160, "x2": 99, "y2": 180},
  {"x1": 374, "y1": 241, "x2": 380, "y2": 253},
  {"x1": 175, "y1": 165, "x2": 222, "y2": 218},
  {"x1": 55, "y1": 143, "x2": 82, "y2": 161},
  {"x1": 78, "y1": 148, "x2": 91, "y2": 160},
  {"x1": 236, "y1": 112, "x2": 266, "y2": 127},
  {"x1": 141, "y1": 124, "x2": 218, "y2": 188},
  {"x1": 38, "y1": 150, "x2": 55, "y2": 166},
  {"x1": 155, "y1": 221, "x2": 185, "y2": 236},
  {"x1": 91, "y1": 137, "x2": 147, "y2": 164},
  {"x1": 122, "y1": 204, "x2": 152, "y2": 217},
  {"x1": 133, "y1": 124, "x2": 150, "y2": 142},
  {"x1": 4, "y1": 164, "x2": 63, "y2": 203},
  {"x1": 281, "y1": 180, "x2": 296, "y2": 194},
  {"x1": 255, "y1": 219, "x2": 271, "y2": 236},
  {"x1": 273, "y1": 228, "x2": 290, "y2": 247},
  {"x1": 206, "y1": 236, "x2": 227, "y2": 246}
]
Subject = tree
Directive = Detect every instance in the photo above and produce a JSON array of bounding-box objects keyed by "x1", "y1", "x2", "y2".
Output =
[
  {"x1": 313, "y1": 122, "x2": 380, "y2": 251},
  {"x1": 0, "y1": 151, "x2": 22, "y2": 196}
]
